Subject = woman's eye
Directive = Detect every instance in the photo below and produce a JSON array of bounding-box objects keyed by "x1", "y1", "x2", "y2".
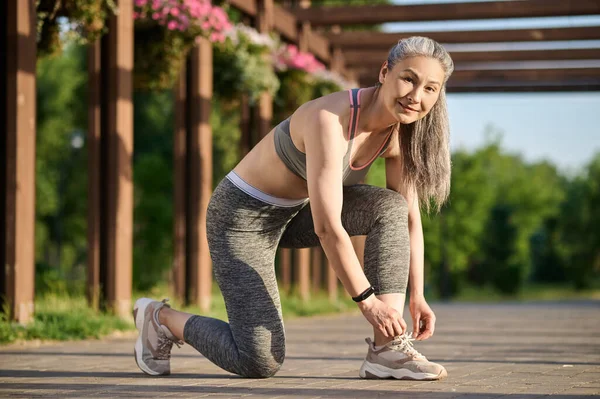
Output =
[
  {"x1": 426, "y1": 87, "x2": 436, "y2": 93},
  {"x1": 403, "y1": 77, "x2": 413, "y2": 83}
]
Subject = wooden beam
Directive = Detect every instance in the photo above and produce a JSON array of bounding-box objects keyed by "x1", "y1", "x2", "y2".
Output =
[
  {"x1": 227, "y1": 0, "x2": 257, "y2": 16},
  {"x1": 308, "y1": 30, "x2": 331, "y2": 63},
  {"x1": 87, "y1": 40, "x2": 101, "y2": 310},
  {"x1": 359, "y1": 67, "x2": 600, "y2": 82},
  {"x1": 292, "y1": 0, "x2": 600, "y2": 26},
  {"x1": 446, "y1": 83, "x2": 600, "y2": 92},
  {"x1": 187, "y1": 39, "x2": 213, "y2": 312},
  {"x1": 172, "y1": 62, "x2": 186, "y2": 305},
  {"x1": 345, "y1": 48, "x2": 600, "y2": 68},
  {"x1": 2, "y1": 0, "x2": 36, "y2": 324},
  {"x1": 101, "y1": 0, "x2": 134, "y2": 318},
  {"x1": 325, "y1": 27, "x2": 600, "y2": 49},
  {"x1": 453, "y1": 67, "x2": 600, "y2": 82},
  {"x1": 274, "y1": 5, "x2": 298, "y2": 42}
]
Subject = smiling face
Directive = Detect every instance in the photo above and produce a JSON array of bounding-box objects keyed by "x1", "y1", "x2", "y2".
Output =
[{"x1": 379, "y1": 55, "x2": 446, "y2": 124}]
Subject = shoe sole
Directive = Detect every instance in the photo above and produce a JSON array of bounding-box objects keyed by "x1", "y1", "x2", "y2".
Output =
[
  {"x1": 133, "y1": 298, "x2": 164, "y2": 376},
  {"x1": 359, "y1": 361, "x2": 447, "y2": 381}
]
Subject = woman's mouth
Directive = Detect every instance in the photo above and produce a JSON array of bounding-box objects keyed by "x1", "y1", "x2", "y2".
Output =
[{"x1": 398, "y1": 101, "x2": 418, "y2": 112}]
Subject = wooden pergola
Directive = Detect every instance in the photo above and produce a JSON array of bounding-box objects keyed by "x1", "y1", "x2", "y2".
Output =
[
  {"x1": 291, "y1": 0, "x2": 600, "y2": 91},
  {"x1": 2, "y1": 0, "x2": 599, "y2": 323}
]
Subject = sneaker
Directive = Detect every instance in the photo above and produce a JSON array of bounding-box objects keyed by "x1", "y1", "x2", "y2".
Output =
[
  {"x1": 133, "y1": 298, "x2": 183, "y2": 376},
  {"x1": 359, "y1": 333, "x2": 447, "y2": 380}
]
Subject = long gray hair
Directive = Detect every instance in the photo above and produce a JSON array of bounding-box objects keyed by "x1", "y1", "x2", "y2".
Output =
[{"x1": 383, "y1": 36, "x2": 454, "y2": 212}]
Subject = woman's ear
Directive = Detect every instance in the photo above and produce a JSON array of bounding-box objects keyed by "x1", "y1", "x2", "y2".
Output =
[{"x1": 379, "y1": 61, "x2": 389, "y2": 85}]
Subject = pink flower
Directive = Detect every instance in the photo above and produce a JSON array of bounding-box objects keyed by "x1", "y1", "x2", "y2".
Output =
[
  {"x1": 152, "y1": 12, "x2": 160, "y2": 20},
  {"x1": 178, "y1": 14, "x2": 189, "y2": 27},
  {"x1": 151, "y1": 0, "x2": 162, "y2": 11},
  {"x1": 170, "y1": 7, "x2": 180, "y2": 16},
  {"x1": 167, "y1": 20, "x2": 178, "y2": 30},
  {"x1": 135, "y1": 0, "x2": 148, "y2": 7}
]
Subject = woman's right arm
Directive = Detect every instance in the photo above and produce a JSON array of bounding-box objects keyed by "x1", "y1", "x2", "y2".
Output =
[{"x1": 303, "y1": 109, "x2": 406, "y2": 339}]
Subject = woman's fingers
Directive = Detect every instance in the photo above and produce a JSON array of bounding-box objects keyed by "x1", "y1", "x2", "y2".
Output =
[
  {"x1": 417, "y1": 317, "x2": 435, "y2": 340},
  {"x1": 392, "y1": 320, "x2": 404, "y2": 337}
]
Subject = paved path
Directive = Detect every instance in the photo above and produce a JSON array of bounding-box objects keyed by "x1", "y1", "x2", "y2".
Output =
[{"x1": 1, "y1": 302, "x2": 599, "y2": 398}]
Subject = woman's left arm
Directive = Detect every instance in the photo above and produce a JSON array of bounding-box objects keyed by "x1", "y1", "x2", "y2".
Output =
[{"x1": 385, "y1": 150, "x2": 436, "y2": 341}]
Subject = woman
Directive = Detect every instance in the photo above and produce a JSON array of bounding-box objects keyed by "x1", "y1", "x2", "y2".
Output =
[{"x1": 133, "y1": 36, "x2": 453, "y2": 381}]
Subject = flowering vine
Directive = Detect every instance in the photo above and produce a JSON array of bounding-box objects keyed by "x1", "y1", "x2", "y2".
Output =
[{"x1": 133, "y1": 0, "x2": 232, "y2": 43}]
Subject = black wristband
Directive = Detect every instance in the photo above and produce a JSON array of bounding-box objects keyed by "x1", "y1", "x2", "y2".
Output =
[{"x1": 352, "y1": 286, "x2": 375, "y2": 302}]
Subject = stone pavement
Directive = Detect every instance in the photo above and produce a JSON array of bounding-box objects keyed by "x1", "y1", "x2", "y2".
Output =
[{"x1": 1, "y1": 301, "x2": 599, "y2": 398}]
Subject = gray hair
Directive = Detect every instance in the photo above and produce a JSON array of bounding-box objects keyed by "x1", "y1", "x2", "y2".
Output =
[{"x1": 383, "y1": 36, "x2": 454, "y2": 212}]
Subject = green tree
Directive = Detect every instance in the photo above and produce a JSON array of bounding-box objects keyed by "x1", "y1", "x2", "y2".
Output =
[
  {"x1": 559, "y1": 153, "x2": 600, "y2": 289},
  {"x1": 36, "y1": 43, "x2": 88, "y2": 294}
]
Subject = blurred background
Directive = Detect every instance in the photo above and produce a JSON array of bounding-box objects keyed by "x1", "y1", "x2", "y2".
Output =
[{"x1": 2, "y1": 0, "x2": 599, "y2": 342}]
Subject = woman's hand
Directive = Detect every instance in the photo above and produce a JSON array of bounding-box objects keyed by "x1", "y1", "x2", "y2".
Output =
[
  {"x1": 358, "y1": 296, "x2": 407, "y2": 338},
  {"x1": 409, "y1": 296, "x2": 436, "y2": 341}
]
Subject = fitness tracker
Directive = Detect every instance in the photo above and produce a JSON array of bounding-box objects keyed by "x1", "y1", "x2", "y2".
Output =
[{"x1": 352, "y1": 286, "x2": 375, "y2": 302}]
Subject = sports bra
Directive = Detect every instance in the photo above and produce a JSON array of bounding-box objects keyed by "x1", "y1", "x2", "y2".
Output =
[{"x1": 273, "y1": 88, "x2": 394, "y2": 186}]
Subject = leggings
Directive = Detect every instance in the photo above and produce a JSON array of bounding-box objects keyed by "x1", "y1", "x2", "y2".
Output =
[{"x1": 183, "y1": 173, "x2": 410, "y2": 378}]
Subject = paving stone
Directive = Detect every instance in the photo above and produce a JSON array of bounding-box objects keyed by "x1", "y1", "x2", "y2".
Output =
[{"x1": 1, "y1": 302, "x2": 599, "y2": 398}]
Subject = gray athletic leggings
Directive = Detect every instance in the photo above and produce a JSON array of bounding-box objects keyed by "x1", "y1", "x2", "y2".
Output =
[{"x1": 183, "y1": 176, "x2": 410, "y2": 378}]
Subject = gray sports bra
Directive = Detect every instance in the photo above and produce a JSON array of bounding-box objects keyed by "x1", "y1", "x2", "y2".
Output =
[{"x1": 274, "y1": 88, "x2": 393, "y2": 186}]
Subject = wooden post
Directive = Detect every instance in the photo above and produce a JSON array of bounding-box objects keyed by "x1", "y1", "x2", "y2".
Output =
[
  {"x1": 330, "y1": 46, "x2": 345, "y2": 74},
  {"x1": 280, "y1": 248, "x2": 292, "y2": 293},
  {"x1": 295, "y1": 248, "x2": 311, "y2": 301},
  {"x1": 187, "y1": 39, "x2": 213, "y2": 311},
  {"x1": 350, "y1": 236, "x2": 366, "y2": 269},
  {"x1": 326, "y1": 258, "x2": 338, "y2": 303},
  {"x1": 311, "y1": 247, "x2": 323, "y2": 293},
  {"x1": 296, "y1": 15, "x2": 314, "y2": 301},
  {"x1": 239, "y1": 94, "x2": 252, "y2": 157},
  {"x1": 172, "y1": 62, "x2": 187, "y2": 304},
  {"x1": 87, "y1": 40, "x2": 101, "y2": 310},
  {"x1": 2, "y1": 0, "x2": 37, "y2": 324},
  {"x1": 254, "y1": 0, "x2": 274, "y2": 141},
  {"x1": 99, "y1": 0, "x2": 134, "y2": 317}
]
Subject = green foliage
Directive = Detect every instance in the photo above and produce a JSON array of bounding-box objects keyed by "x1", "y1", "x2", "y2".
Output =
[
  {"x1": 0, "y1": 294, "x2": 132, "y2": 344},
  {"x1": 133, "y1": 22, "x2": 192, "y2": 91},
  {"x1": 366, "y1": 124, "x2": 582, "y2": 297},
  {"x1": 36, "y1": 0, "x2": 118, "y2": 56},
  {"x1": 213, "y1": 35, "x2": 280, "y2": 102},
  {"x1": 558, "y1": 153, "x2": 600, "y2": 289},
  {"x1": 36, "y1": 43, "x2": 88, "y2": 294},
  {"x1": 32, "y1": 35, "x2": 599, "y2": 308},
  {"x1": 273, "y1": 69, "x2": 344, "y2": 122}
]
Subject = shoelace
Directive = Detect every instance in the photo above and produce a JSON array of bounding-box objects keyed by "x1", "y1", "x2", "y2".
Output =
[
  {"x1": 388, "y1": 333, "x2": 424, "y2": 359},
  {"x1": 155, "y1": 299, "x2": 183, "y2": 359}
]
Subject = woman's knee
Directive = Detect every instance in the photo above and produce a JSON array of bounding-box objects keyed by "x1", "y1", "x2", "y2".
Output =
[
  {"x1": 374, "y1": 189, "x2": 409, "y2": 221},
  {"x1": 240, "y1": 353, "x2": 284, "y2": 378}
]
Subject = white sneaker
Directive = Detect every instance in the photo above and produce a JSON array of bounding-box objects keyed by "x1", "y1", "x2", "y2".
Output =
[{"x1": 359, "y1": 333, "x2": 447, "y2": 380}]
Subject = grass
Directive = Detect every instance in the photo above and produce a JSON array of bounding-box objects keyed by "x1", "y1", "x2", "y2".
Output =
[
  {"x1": 1, "y1": 283, "x2": 598, "y2": 345},
  {"x1": 0, "y1": 294, "x2": 132, "y2": 344},
  {"x1": 0, "y1": 286, "x2": 357, "y2": 345},
  {"x1": 449, "y1": 283, "x2": 600, "y2": 303}
]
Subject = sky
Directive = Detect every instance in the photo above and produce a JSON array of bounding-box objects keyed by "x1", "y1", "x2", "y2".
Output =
[{"x1": 381, "y1": 0, "x2": 600, "y2": 172}]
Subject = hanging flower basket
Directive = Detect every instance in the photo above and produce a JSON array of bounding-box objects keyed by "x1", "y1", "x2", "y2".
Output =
[
  {"x1": 213, "y1": 25, "x2": 279, "y2": 102},
  {"x1": 133, "y1": 0, "x2": 231, "y2": 91},
  {"x1": 36, "y1": 0, "x2": 117, "y2": 56},
  {"x1": 133, "y1": 20, "x2": 193, "y2": 91}
]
